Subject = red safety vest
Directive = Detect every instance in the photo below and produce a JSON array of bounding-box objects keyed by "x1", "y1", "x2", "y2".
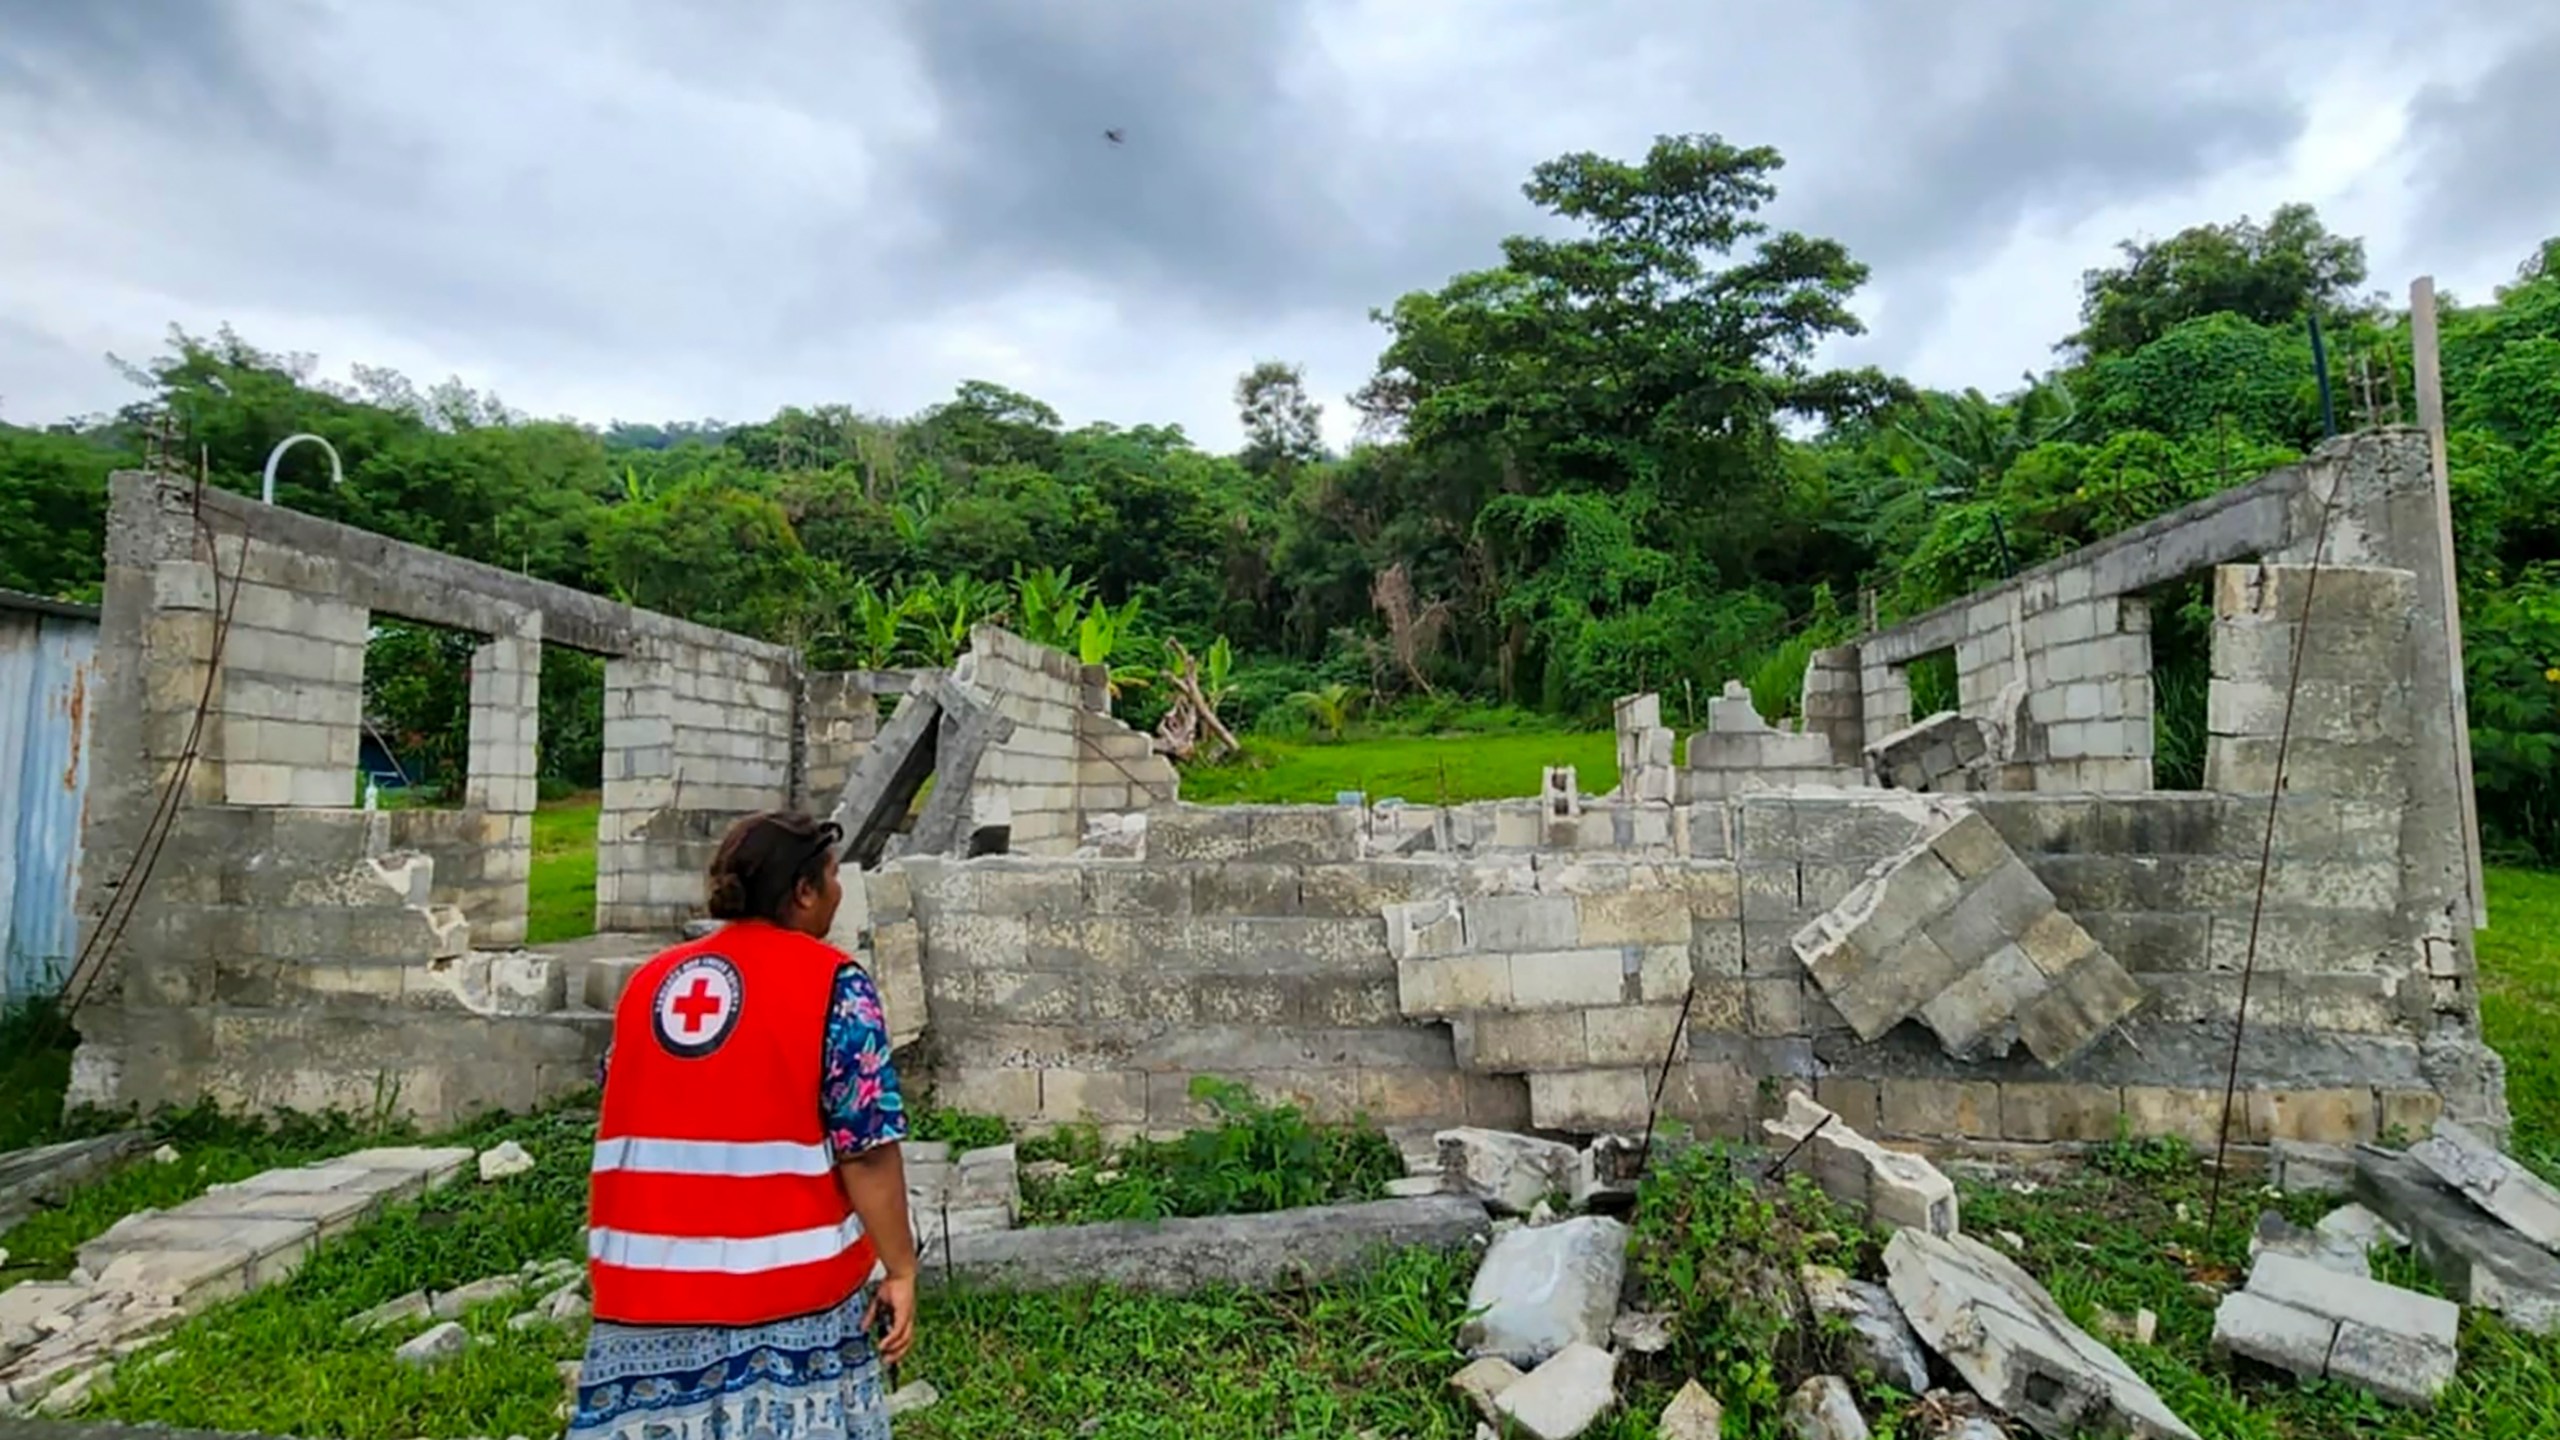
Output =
[{"x1": 588, "y1": 921, "x2": 879, "y2": 1327}]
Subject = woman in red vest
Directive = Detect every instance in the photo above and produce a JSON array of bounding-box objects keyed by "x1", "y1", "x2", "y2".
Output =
[{"x1": 571, "y1": 810, "x2": 920, "y2": 1440}]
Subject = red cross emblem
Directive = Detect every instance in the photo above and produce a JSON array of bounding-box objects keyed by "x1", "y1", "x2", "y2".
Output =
[{"x1": 652, "y1": 955, "x2": 742, "y2": 1057}]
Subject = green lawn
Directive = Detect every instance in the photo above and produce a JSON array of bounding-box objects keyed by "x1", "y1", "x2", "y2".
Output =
[
  {"x1": 2478, "y1": 865, "x2": 2560, "y2": 1178},
  {"x1": 524, "y1": 793, "x2": 600, "y2": 946},
  {"x1": 1178, "y1": 728, "x2": 1619, "y2": 806}
]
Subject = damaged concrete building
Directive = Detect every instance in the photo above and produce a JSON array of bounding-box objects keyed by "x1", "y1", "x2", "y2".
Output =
[{"x1": 63, "y1": 428, "x2": 2506, "y2": 1158}]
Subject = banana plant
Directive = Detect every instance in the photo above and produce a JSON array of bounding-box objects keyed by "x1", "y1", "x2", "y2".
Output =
[
  {"x1": 1012, "y1": 563, "x2": 1092, "y2": 650},
  {"x1": 1076, "y1": 594, "x2": 1154, "y2": 698},
  {"x1": 844, "y1": 580, "x2": 909, "y2": 670},
  {"x1": 899, "y1": 574, "x2": 1010, "y2": 668}
]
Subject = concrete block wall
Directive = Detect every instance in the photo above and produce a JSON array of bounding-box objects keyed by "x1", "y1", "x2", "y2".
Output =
[
  {"x1": 960, "y1": 625, "x2": 1176, "y2": 853},
  {"x1": 887, "y1": 852, "x2": 1529, "y2": 1135},
  {"x1": 213, "y1": 578, "x2": 366, "y2": 810},
  {"x1": 798, "y1": 671, "x2": 884, "y2": 811},
  {"x1": 1685, "y1": 680, "x2": 1867, "y2": 797},
  {"x1": 596, "y1": 642, "x2": 798, "y2": 931},
  {"x1": 73, "y1": 471, "x2": 797, "y2": 1128},
  {"x1": 1800, "y1": 646, "x2": 1865, "y2": 767}
]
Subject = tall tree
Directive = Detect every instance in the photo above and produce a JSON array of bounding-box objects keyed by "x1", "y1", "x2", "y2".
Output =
[
  {"x1": 1234, "y1": 360, "x2": 1324, "y2": 477},
  {"x1": 2067, "y1": 202, "x2": 2369, "y2": 359}
]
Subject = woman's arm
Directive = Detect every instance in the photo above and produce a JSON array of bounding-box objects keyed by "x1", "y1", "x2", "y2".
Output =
[
  {"x1": 820, "y1": 961, "x2": 918, "y2": 1364},
  {"x1": 839, "y1": 1146, "x2": 919, "y2": 1362}
]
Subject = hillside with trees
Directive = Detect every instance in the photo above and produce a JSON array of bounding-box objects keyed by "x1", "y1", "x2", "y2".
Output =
[{"x1": 3, "y1": 135, "x2": 2552, "y2": 858}]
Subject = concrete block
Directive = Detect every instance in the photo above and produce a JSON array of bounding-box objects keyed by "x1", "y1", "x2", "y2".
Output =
[
  {"x1": 1886, "y1": 1229, "x2": 2199, "y2": 1440},
  {"x1": 1398, "y1": 955, "x2": 1514, "y2": 1016},
  {"x1": 1917, "y1": 942, "x2": 2045, "y2": 1056},
  {"x1": 2219, "y1": 1251, "x2": 2459, "y2": 1408},
  {"x1": 1527, "y1": 1069, "x2": 1649, "y2": 1132},
  {"x1": 1466, "y1": 896, "x2": 1578, "y2": 952},
  {"x1": 1584, "y1": 1005, "x2": 1687, "y2": 1067},
  {"x1": 1385, "y1": 898, "x2": 1467, "y2": 960},
  {"x1": 1575, "y1": 890, "x2": 1690, "y2": 946},
  {"x1": 1493, "y1": 1342, "x2": 1618, "y2": 1440},
  {"x1": 2407, "y1": 1119, "x2": 2560, "y2": 1252},
  {"x1": 1463, "y1": 1216, "x2": 1629, "y2": 1367},
  {"x1": 1509, "y1": 950, "x2": 1627, "y2": 1010},
  {"x1": 1764, "y1": 1091, "x2": 1958, "y2": 1236},
  {"x1": 2015, "y1": 951, "x2": 2147, "y2": 1068},
  {"x1": 1460, "y1": 1012, "x2": 1591, "y2": 1072}
]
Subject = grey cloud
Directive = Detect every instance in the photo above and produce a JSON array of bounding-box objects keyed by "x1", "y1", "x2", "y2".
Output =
[
  {"x1": 870, "y1": 0, "x2": 1528, "y2": 324},
  {"x1": 0, "y1": 0, "x2": 327, "y2": 153},
  {"x1": 2407, "y1": 19, "x2": 2560, "y2": 280}
]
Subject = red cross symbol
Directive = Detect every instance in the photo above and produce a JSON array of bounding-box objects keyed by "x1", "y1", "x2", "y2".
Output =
[{"x1": 670, "y1": 976, "x2": 726, "y2": 1034}]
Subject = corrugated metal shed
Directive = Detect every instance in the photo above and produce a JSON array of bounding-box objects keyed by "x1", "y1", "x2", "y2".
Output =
[{"x1": 0, "y1": 588, "x2": 99, "y2": 1006}]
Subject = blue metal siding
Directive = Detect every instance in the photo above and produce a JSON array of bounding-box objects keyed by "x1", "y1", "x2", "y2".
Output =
[{"x1": 0, "y1": 605, "x2": 97, "y2": 1005}]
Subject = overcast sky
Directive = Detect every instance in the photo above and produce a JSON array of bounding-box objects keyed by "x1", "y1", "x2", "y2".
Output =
[{"x1": 3, "y1": 0, "x2": 2554, "y2": 452}]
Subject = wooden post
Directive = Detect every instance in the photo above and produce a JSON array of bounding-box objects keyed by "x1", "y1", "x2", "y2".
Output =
[{"x1": 2408, "y1": 276, "x2": 2488, "y2": 929}]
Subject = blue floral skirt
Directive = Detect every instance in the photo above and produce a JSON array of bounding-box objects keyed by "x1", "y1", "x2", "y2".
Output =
[{"x1": 570, "y1": 1290, "x2": 891, "y2": 1440}]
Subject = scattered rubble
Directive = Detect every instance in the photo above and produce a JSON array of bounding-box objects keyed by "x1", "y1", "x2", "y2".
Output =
[
  {"x1": 2249, "y1": 1211, "x2": 2369, "y2": 1278},
  {"x1": 1492, "y1": 1341, "x2": 1616, "y2": 1440},
  {"x1": 1799, "y1": 1264, "x2": 1930, "y2": 1394},
  {"x1": 1764, "y1": 1091, "x2": 1959, "y2": 1236},
  {"x1": 1609, "y1": 1309, "x2": 1674, "y2": 1355},
  {"x1": 1, "y1": 1145, "x2": 473, "y2": 1411},
  {"x1": 1863, "y1": 711, "x2": 1990, "y2": 793},
  {"x1": 1657, "y1": 1379, "x2": 1725, "y2": 1440},
  {"x1": 2354, "y1": 1143, "x2": 2560, "y2": 1335},
  {"x1": 1436, "y1": 1127, "x2": 1580, "y2": 1217},
  {"x1": 1884, "y1": 1228, "x2": 2197, "y2": 1440},
  {"x1": 394, "y1": 1321, "x2": 468, "y2": 1368},
  {"x1": 888, "y1": 1380, "x2": 941, "y2": 1416},
  {"x1": 919, "y1": 1194, "x2": 1490, "y2": 1295},
  {"x1": 2313, "y1": 1203, "x2": 2406, "y2": 1257},
  {"x1": 151, "y1": 1146, "x2": 178, "y2": 1166},
  {"x1": 2211, "y1": 1251, "x2": 2459, "y2": 1409},
  {"x1": 1462, "y1": 1215, "x2": 1629, "y2": 1367},
  {"x1": 345, "y1": 1291, "x2": 432, "y2": 1333},
  {"x1": 2268, "y1": 1140, "x2": 2355, "y2": 1197},
  {"x1": 476, "y1": 1141, "x2": 536, "y2": 1181},
  {"x1": 2408, "y1": 1119, "x2": 2560, "y2": 1253},
  {"x1": 1447, "y1": 1355, "x2": 1522, "y2": 1423},
  {"x1": 1784, "y1": 1374, "x2": 1870, "y2": 1440},
  {"x1": 432, "y1": 1275, "x2": 524, "y2": 1319}
]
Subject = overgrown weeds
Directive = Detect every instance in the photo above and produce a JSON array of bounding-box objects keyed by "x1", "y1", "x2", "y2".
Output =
[{"x1": 1020, "y1": 1077, "x2": 1401, "y2": 1225}]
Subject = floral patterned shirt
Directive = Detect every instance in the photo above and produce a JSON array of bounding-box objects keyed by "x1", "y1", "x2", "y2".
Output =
[
  {"x1": 819, "y1": 962, "x2": 907, "y2": 1158},
  {"x1": 592, "y1": 959, "x2": 906, "y2": 1159}
]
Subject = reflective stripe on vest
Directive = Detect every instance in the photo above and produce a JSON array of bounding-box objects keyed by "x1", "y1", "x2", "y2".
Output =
[
  {"x1": 592, "y1": 1136, "x2": 836, "y2": 1178},
  {"x1": 589, "y1": 1215, "x2": 870, "y2": 1274}
]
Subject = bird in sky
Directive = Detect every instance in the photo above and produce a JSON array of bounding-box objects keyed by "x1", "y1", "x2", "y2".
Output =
[{"x1": 1103, "y1": 128, "x2": 1126, "y2": 146}]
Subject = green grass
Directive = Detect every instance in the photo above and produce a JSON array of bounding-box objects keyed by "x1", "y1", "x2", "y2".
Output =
[
  {"x1": 525, "y1": 791, "x2": 601, "y2": 946},
  {"x1": 1181, "y1": 728, "x2": 1618, "y2": 806},
  {"x1": 0, "y1": 998, "x2": 81, "y2": 1154},
  {"x1": 2479, "y1": 865, "x2": 2560, "y2": 1179}
]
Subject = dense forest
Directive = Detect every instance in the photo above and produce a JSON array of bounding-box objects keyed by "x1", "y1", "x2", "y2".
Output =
[{"x1": 2, "y1": 136, "x2": 2553, "y2": 858}]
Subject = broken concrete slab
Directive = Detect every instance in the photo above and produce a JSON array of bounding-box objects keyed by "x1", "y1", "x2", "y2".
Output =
[
  {"x1": 393, "y1": 1320, "x2": 467, "y2": 1368},
  {"x1": 2211, "y1": 1251, "x2": 2459, "y2": 1409},
  {"x1": 919, "y1": 1194, "x2": 1488, "y2": 1295},
  {"x1": 0, "y1": 1133, "x2": 147, "y2": 1234},
  {"x1": 1884, "y1": 1228, "x2": 2197, "y2": 1440},
  {"x1": 1764, "y1": 1092, "x2": 1958, "y2": 1237},
  {"x1": 1437, "y1": 1128, "x2": 1579, "y2": 1217},
  {"x1": 2249, "y1": 1211, "x2": 2368, "y2": 1278},
  {"x1": 1800, "y1": 1264, "x2": 1929, "y2": 1394},
  {"x1": 2408, "y1": 1118, "x2": 2560, "y2": 1253},
  {"x1": 2353, "y1": 1145, "x2": 2560, "y2": 1335},
  {"x1": 1493, "y1": 1341, "x2": 1616, "y2": 1440},
  {"x1": 1461, "y1": 1215, "x2": 1630, "y2": 1368},
  {"x1": 2315, "y1": 1203, "x2": 2408, "y2": 1256},
  {"x1": 2269, "y1": 1139, "x2": 2356, "y2": 1196},
  {"x1": 1448, "y1": 1355, "x2": 1523, "y2": 1423}
]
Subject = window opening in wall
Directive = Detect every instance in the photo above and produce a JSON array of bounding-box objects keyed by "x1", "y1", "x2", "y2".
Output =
[
  {"x1": 530, "y1": 643, "x2": 605, "y2": 945},
  {"x1": 1906, "y1": 648, "x2": 1959, "y2": 718},
  {"x1": 2144, "y1": 574, "x2": 2215, "y2": 790},
  {"x1": 362, "y1": 618, "x2": 480, "y2": 810}
]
